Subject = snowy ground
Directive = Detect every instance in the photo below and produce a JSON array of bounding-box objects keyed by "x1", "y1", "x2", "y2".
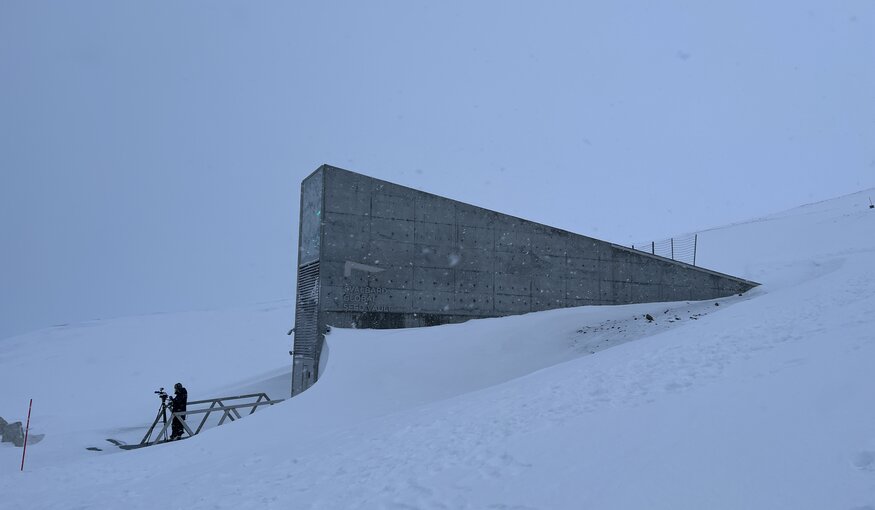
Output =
[{"x1": 1, "y1": 190, "x2": 874, "y2": 509}]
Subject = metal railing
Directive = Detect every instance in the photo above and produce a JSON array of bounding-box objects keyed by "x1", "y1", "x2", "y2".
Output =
[
  {"x1": 631, "y1": 234, "x2": 698, "y2": 266},
  {"x1": 138, "y1": 393, "x2": 284, "y2": 447}
]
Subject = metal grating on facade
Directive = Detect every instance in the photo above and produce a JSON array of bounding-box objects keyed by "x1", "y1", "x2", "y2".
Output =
[{"x1": 292, "y1": 260, "x2": 320, "y2": 394}]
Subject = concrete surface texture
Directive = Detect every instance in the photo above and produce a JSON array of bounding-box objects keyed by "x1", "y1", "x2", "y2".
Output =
[{"x1": 291, "y1": 165, "x2": 758, "y2": 395}]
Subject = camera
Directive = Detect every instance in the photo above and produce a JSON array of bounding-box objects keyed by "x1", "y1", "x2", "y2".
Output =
[{"x1": 154, "y1": 388, "x2": 168, "y2": 402}]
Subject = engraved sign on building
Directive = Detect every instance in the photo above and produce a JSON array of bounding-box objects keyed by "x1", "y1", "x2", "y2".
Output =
[{"x1": 290, "y1": 165, "x2": 758, "y2": 396}]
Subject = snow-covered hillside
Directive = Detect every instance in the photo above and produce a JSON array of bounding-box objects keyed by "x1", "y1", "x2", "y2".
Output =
[{"x1": 1, "y1": 190, "x2": 874, "y2": 509}]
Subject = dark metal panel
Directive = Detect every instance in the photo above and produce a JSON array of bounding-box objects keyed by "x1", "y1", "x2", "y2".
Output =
[{"x1": 298, "y1": 170, "x2": 324, "y2": 266}]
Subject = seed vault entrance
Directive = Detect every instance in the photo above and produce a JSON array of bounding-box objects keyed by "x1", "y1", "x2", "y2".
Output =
[{"x1": 290, "y1": 165, "x2": 758, "y2": 396}]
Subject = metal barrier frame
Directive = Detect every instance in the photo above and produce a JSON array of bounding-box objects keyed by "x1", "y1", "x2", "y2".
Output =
[{"x1": 140, "y1": 393, "x2": 283, "y2": 446}]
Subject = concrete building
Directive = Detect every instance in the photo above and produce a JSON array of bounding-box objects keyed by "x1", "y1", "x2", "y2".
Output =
[{"x1": 291, "y1": 165, "x2": 758, "y2": 395}]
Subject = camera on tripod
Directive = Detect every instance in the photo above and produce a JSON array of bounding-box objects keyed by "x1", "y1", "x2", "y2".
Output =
[
  {"x1": 154, "y1": 387, "x2": 169, "y2": 403},
  {"x1": 141, "y1": 383, "x2": 187, "y2": 444}
]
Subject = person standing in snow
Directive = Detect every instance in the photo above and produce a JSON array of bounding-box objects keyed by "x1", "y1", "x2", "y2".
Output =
[{"x1": 168, "y1": 382, "x2": 188, "y2": 440}]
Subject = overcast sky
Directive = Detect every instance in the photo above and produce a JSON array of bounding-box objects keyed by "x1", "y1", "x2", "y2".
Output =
[{"x1": 2, "y1": 1, "x2": 873, "y2": 340}]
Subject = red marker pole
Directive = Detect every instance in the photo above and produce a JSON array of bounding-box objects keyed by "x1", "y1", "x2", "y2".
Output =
[{"x1": 20, "y1": 399, "x2": 32, "y2": 472}]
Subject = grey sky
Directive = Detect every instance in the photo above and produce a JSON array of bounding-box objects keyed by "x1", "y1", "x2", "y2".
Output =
[{"x1": 2, "y1": 1, "x2": 873, "y2": 340}]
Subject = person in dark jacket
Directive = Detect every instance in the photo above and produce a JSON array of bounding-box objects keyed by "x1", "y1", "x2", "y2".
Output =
[{"x1": 169, "y1": 382, "x2": 188, "y2": 440}]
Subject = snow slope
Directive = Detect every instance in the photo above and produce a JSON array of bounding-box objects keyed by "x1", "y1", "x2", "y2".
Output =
[{"x1": 1, "y1": 190, "x2": 874, "y2": 509}]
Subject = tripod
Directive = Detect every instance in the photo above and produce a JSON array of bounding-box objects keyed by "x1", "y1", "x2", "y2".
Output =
[
  {"x1": 140, "y1": 390, "x2": 173, "y2": 444},
  {"x1": 155, "y1": 399, "x2": 171, "y2": 442}
]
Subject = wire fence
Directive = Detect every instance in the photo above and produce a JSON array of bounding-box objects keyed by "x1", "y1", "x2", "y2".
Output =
[{"x1": 631, "y1": 233, "x2": 698, "y2": 266}]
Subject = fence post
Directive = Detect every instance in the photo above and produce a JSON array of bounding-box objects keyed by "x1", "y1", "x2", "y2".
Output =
[
  {"x1": 20, "y1": 399, "x2": 32, "y2": 471},
  {"x1": 693, "y1": 234, "x2": 698, "y2": 266},
  {"x1": 671, "y1": 238, "x2": 674, "y2": 260},
  {"x1": 651, "y1": 241, "x2": 655, "y2": 255}
]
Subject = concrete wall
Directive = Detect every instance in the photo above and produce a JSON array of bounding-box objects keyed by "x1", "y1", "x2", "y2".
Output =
[{"x1": 291, "y1": 165, "x2": 758, "y2": 395}]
